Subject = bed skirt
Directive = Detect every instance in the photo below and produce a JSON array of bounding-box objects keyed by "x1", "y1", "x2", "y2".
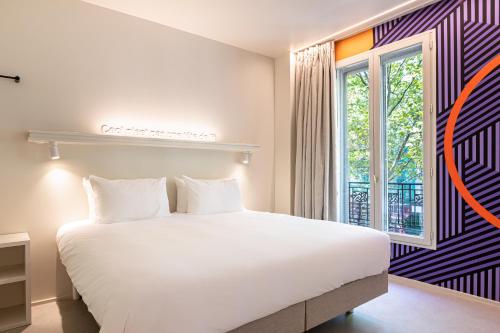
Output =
[{"x1": 230, "y1": 271, "x2": 388, "y2": 333}]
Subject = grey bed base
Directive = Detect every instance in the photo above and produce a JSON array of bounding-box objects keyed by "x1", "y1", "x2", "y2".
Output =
[
  {"x1": 229, "y1": 271, "x2": 388, "y2": 333},
  {"x1": 72, "y1": 271, "x2": 388, "y2": 332}
]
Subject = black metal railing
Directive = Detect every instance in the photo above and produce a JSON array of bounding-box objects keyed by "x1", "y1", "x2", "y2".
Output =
[
  {"x1": 348, "y1": 182, "x2": 371, "y2": 227},
  {"x1": 348, "y1": 181, "x2": 423, "y2": 236}
]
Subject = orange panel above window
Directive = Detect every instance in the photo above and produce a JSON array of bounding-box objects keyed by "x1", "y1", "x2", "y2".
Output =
[{"x1": 335, "y1": 29, "x2": 374, "y2": 61}]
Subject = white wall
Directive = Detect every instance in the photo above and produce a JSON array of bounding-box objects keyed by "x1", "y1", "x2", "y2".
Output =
[
  {"x1": 0, "y1": 0, "x2": 275, "y2": 302},
  {"x1": 273, "y1": 53, "x2": 295, "y2": 214}
]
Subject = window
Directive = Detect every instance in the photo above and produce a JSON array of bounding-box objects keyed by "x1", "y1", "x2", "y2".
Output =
[
  {"x1": 338, "y1": 62, "x2": 371, "y2": 227},
  {"x1": 336, "y1": 31, "x2": 436, "y2": 249}
]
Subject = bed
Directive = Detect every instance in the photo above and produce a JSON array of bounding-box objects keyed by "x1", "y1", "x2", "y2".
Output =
[{"x1": 57, "y1": 210, "x2": 390, "y2": 333}]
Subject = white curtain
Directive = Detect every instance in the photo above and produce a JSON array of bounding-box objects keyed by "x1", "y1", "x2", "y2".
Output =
[{"x1": 293, "y1": 42, "x2": 335, "y2": 220}]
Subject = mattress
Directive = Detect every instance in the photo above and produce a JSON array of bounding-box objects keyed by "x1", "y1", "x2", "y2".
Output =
[{"x1": 56, "y1": 211, "x2": 390, "y2": 333}]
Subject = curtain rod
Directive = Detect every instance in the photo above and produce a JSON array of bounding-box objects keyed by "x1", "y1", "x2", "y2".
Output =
[{"x1": 293, "y1": 0, "x2": 439, "y2": 53}]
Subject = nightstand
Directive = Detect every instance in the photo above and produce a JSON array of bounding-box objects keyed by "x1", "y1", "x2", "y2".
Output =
[{"x1": 0, "y1": 233, "x2": 30, "y2": 331}]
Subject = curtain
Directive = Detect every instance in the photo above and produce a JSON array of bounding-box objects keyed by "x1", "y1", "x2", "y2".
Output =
[{"x1": 293, "y1": 42, "x2": 335, "y2": 220}]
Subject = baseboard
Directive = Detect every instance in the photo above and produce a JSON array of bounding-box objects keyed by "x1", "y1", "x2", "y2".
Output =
[
  {"x1": 31, "y1": 295, "x2": 72, "y2": 306},
  {"x1": 389, "y1": 274, "x2": 500, "y2": 308}
]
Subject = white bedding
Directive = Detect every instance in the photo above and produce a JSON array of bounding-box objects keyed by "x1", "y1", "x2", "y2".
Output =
[{"x1": 57, "y1": 211, "x2": 390, "y2": 333}]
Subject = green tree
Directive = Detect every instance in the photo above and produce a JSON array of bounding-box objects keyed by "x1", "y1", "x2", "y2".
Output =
[
  {"x1": 345, "y1": 53, "x2": 423, "y2": 184},
  {"x1": 345, "y1": 70, "x2": 370, "y2": 182}
]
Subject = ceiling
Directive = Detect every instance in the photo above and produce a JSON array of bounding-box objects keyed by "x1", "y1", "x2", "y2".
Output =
[{"x1": 81, "y1": 0, "x2": 433, "y2": 57}]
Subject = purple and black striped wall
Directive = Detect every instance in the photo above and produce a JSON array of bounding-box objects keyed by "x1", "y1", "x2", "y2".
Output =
[{"x1": 374, "y1": 0, "x2": 500, "y2": 302}]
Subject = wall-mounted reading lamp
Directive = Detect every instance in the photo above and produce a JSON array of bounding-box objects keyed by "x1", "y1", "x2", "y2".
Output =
[
  {"x1": 48, "y1": 142, "x2": 60, "y2": 160},
  {"x1": 0, "y1": 74, "x2": 21, "y2": 83},
  {"x1": 240, "y1": 152, "x2": 251, "y2": 165}
]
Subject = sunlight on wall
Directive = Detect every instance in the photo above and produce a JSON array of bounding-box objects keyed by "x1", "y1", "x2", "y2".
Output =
[
  {"x1": 230, "y1": 163, "x2": 250, "y2": 205},
  {"x1": 45, "y1": 166, "x2": 73, "y2": 186},
  {"x1": 41, "y1": 164, "x2": 82, "y2": 205},
  {"x1": 31, "y1": 162, "x2": 87, "y2": 224}
]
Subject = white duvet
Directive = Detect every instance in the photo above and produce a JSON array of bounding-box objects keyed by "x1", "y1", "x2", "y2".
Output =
[{"x1": 57, "y1": 211, "x2": 390, "y2": 333}]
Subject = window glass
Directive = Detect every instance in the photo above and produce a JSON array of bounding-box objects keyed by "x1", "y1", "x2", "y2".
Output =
[{"x1": 381, "y1": 46, "x2": 424, "y2": 237}]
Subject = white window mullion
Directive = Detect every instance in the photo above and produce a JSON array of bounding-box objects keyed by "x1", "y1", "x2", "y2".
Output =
[
  {"x1": 422, "y1": 30, "x2": 437, "y2": 249},
  {"x1": 369, "y1": 53, "x2": 381, "y2": 231}
]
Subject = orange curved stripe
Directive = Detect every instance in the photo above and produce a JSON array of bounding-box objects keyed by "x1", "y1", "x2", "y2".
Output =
[{"x1": 444, "y1": 54, "x2": 500, "y2": 228}]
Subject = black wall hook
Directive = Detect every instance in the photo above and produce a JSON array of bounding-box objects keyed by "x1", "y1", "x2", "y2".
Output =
[{"x1": 0, "y1": 74, "x2": 21, "y2": 83}]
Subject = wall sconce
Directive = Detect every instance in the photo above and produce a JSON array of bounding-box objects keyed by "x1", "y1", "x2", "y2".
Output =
[
  {"x1": 49, "y1": 141, "x2": 60, "y2": 160},
  {"x1": 240, "y1": 152, "x2": 251, "y2": 165}
]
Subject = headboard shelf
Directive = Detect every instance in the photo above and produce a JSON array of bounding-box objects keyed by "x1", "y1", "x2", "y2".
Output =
[{"x1": 27, "y1": 130, "x2": 259, "y2": 163}]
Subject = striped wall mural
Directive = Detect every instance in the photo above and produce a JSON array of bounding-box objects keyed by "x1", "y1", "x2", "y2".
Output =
[{"x1": 374, "y1": 0, "x2": 500, "y2": 301}]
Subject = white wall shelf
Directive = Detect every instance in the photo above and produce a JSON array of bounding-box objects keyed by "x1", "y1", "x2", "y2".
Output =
[
  {"x1": 0, "y1": 265, "x2": 26, "y2": 286},
  {"x1": 0, "y1": 305, "x2": 26, "y2": 331},
  {"x1": 27, "y1": 130, "x2": 260, "y2": 155}
]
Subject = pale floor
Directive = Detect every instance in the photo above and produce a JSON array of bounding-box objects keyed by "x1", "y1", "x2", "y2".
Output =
[{"x1": 6, "y1": 279, "x2": 500, "y2": 333}]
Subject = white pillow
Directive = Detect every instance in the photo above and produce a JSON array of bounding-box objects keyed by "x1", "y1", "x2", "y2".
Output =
[
  {"x1": 174, "y1": 177, "x2": 187, "y2": 213},
  {"x1": 182, "y1": 175, "x2": 243, "y2": 214},
  {"x1": 87, "y1": 175, "x2": 170, "y2": 223}
]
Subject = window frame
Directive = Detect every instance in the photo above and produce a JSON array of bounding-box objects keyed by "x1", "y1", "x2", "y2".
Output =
[
  {"x1": 337, "y1": 60, "x2": 372, "y2": 228},
  {"x1": 335, "y1": 30, "x2": 437, "y2": 250}
]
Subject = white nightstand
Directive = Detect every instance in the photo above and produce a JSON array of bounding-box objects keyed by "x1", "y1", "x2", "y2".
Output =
[{"x1": 0, "y1": 233, "x2": 31, "y2": 331}]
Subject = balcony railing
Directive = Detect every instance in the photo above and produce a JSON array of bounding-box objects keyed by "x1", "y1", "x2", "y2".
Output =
[
  {"x1": 348, "y1": 181, "x2": 423, "y2": 236},
  {"x1": 348, "y1": 182, "x2": 371, "y2": 227}
]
